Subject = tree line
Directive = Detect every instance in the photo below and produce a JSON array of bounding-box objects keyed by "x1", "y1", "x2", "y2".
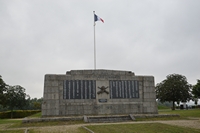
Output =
[
  {"x1": 1, "y1": 74, "x2": 200, "y2": 112},
  {"x1": 0, "y1": 75, "x2": 42, "y2": 113},
  {"x1": 156, "y1": 74, "x2": 200, "y2": 110}
]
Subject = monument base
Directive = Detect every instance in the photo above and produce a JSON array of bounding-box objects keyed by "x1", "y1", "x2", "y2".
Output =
[{"x1": 22, "y1": 114, "x2": 180, "y2": 123}]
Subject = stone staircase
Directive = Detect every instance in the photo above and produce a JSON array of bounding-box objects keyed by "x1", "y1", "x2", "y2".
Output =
[{"x1": 84, "y1": 114, "x2": 135, "y2": 123}]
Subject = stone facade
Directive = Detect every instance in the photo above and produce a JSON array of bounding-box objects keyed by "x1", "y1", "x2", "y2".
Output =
[{"x1": 42, "y1": 70, "x2": 158, "y2": 117}]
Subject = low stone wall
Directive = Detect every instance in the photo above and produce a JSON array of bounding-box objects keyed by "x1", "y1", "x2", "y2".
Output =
[
  {"x1": 22, "y1": 114, "x2": 179, "y2": 123},
  {"x1": 85, "y1": 115, "x2": 133, "y2": 123},
  {"x1": 22, "y1": 116, "x2": 83, "y2": 123}
]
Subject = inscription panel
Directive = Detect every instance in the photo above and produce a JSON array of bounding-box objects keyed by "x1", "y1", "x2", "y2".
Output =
[
  {"x1": 109, "y1": 80, "x2": 139, "y2": 99},
  {"x1": 63, "y1": 80, "x2": 96, "y2": 99}
]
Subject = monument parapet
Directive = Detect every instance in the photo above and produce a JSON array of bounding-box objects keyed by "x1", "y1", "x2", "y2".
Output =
[{"x1": 42, "y1": 69, "x2": 157, "y2": 117}]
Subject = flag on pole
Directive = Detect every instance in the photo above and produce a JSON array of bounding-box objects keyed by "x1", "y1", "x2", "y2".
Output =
[
  {"x1": 94, "y1": 14, "x2": 104, "y2": 23},
  {"x1": 93, "y1": 11, "x2": 104, "y2": 69}
]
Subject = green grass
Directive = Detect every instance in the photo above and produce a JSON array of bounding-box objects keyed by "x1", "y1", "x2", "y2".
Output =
[
  {"x1": 28, "y1": 127, "x2": 89, "y2": 133},
  {"x1": 0, "y1": 110, "x2": 41, "y2": 119},
  {"x1": 0, "y1": 109, "x2": 199, "y2": 133},
  {"x1": 28, "y1": 112, "x2": 41, "y2": 118},
  {"x1": 0, "y1": 119, "x2": 21, "y2": 125},
  {"x1": 159, "y1": 109, "x2": 200, "y2": 117},
  {"x1": 86, "y1": 123, "x2": 200, "y2": 133},
  {"x1": 0, "y1": 119, "x2": 85, "y2": 129},
  {"x1": 0, "y1": 119, "x2": 23, "y2": 133},
  {"x1": 0, "y1": 120, "x2": 84, "y2": 128},
  {"x1": 0, "y1": 130, "x2": 24, "y2": 133},
  {"x1": 0, "y1": 119, "x2": 22, "y2": 129}
]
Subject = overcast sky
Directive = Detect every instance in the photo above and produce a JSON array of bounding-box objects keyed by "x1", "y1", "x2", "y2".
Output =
[{"x1": 1, "y1": 0, "x2": 200, "y2": 98}]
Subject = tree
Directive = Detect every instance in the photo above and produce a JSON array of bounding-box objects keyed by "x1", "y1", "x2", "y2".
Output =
[
  {"x1": 5, "y1": 85, "x2": 28, "y2": 118},
  {"x1": 192, "y1": 79, "x2": 200, "y2": 98},
  {"x1": 34, "y1": 97, "x2": 43, "y2": 110},
  {"x1": 0, "y1": 75, "x2": 7, "y2": 106},
  {"x1": 192, "y1": 79, "x2": 200, "y2": 106},
  {"x1": 26, "y1": 97, "x2": 43, "y2": 110},
  {"x1": 156, "y1": 74, "x2": 191, "y2": 110}
]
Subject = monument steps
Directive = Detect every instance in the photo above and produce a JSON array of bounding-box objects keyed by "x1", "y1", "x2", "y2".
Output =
[
  {"x1": 84, "y1": 114, "x2": 135, "y2": 123},
  {"x1": 22, "y1": 114, "x2": 179, "y2": 123}
]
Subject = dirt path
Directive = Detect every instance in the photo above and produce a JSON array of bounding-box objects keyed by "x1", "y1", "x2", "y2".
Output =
[{"x1": 159, "y1": 119, "x2": 200, "y2": 129}]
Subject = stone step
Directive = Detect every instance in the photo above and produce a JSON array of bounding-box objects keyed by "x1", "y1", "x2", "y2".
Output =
[{"x1": 84, "y1": 114, "x2": 135, "y2": 123}]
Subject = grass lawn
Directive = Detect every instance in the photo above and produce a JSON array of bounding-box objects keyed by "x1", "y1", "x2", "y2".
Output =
[
  {"x1": 0, "y1": 130, "x2": 24, "y2": 133},
  {"x1": 0, "y1": 119, "x2": 21, "y2": 125},
  {"x1": 159, "y1": 108, "x2": 200, "y2": 117},
  {"x1": 28, "y1": 112, "x2": 41, "y2": 118},
  {"x1": 0, "y1": 109, "x2": 199, "y2": 133},
  {"x1": 86, "y1": 123, "x2": 200, "y2": 133},
  {"x1": 20, "y1": 120, "x2": 85, "y2": 128},
  {"x1": 0, "y1": 119, "x2": 23, "y2": 133},
  {"x1": 28, "y1": 127, "x2": 89, "y2": 133}
]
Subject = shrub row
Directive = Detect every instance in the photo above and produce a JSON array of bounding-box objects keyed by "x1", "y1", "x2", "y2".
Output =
[{"x1": 0, "y1": 110, "x2": 41, "y2": 119}]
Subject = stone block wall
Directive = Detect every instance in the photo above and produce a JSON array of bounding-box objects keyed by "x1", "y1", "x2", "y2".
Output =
[{"x1": 42, "y1": 70, "x2": 158, "y2": 117}]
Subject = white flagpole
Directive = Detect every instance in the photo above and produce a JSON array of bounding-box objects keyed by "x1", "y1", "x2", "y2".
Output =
[{"x1": 93, "y1": 11, "x2": 96, "y2": 70}]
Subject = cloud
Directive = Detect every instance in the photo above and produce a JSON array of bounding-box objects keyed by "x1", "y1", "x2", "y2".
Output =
[{"x1": 0, "y1": 0, "x2": 200, "y2": 98}]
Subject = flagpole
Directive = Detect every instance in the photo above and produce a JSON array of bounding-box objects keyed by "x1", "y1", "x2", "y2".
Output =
[{"x1": 93, "y1": 11, "x2": 96, "y2": 70}]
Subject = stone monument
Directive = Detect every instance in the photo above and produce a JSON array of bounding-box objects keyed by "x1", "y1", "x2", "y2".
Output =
[{"x1": 42, "y1": 70, "x2": 158, "y2": 117}]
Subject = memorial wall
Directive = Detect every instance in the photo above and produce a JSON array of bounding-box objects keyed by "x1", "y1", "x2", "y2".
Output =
[{"x1": 42, "y1": 70, "x2": 158, "y2": 116}]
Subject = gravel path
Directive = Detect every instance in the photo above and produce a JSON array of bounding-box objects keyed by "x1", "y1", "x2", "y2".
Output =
[{"x1": 159, "y1": 119, "x2": 200, "y2": 129}]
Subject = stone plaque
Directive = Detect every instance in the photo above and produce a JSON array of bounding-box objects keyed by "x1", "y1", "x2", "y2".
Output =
[
  {"x1": 63, "y1": 80, "x2": 96, "y2": 99},
  {"x1": 98, "y1": 99, "x2": 107, "y2": 102},
  {"x1": 109, "y1": 80, "x2": 139, "y2": 99}
]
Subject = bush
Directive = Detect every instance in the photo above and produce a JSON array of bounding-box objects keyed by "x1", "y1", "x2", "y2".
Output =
[
  {"x1": 0, "y1": 110, "x2": 40, "y2": 119},
  {"x1": 191, "y1": 106, "x2": 196, "y2": 109},
  {"x1": 158, "y1": 105, "x2": 170, "y2": 110}
]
